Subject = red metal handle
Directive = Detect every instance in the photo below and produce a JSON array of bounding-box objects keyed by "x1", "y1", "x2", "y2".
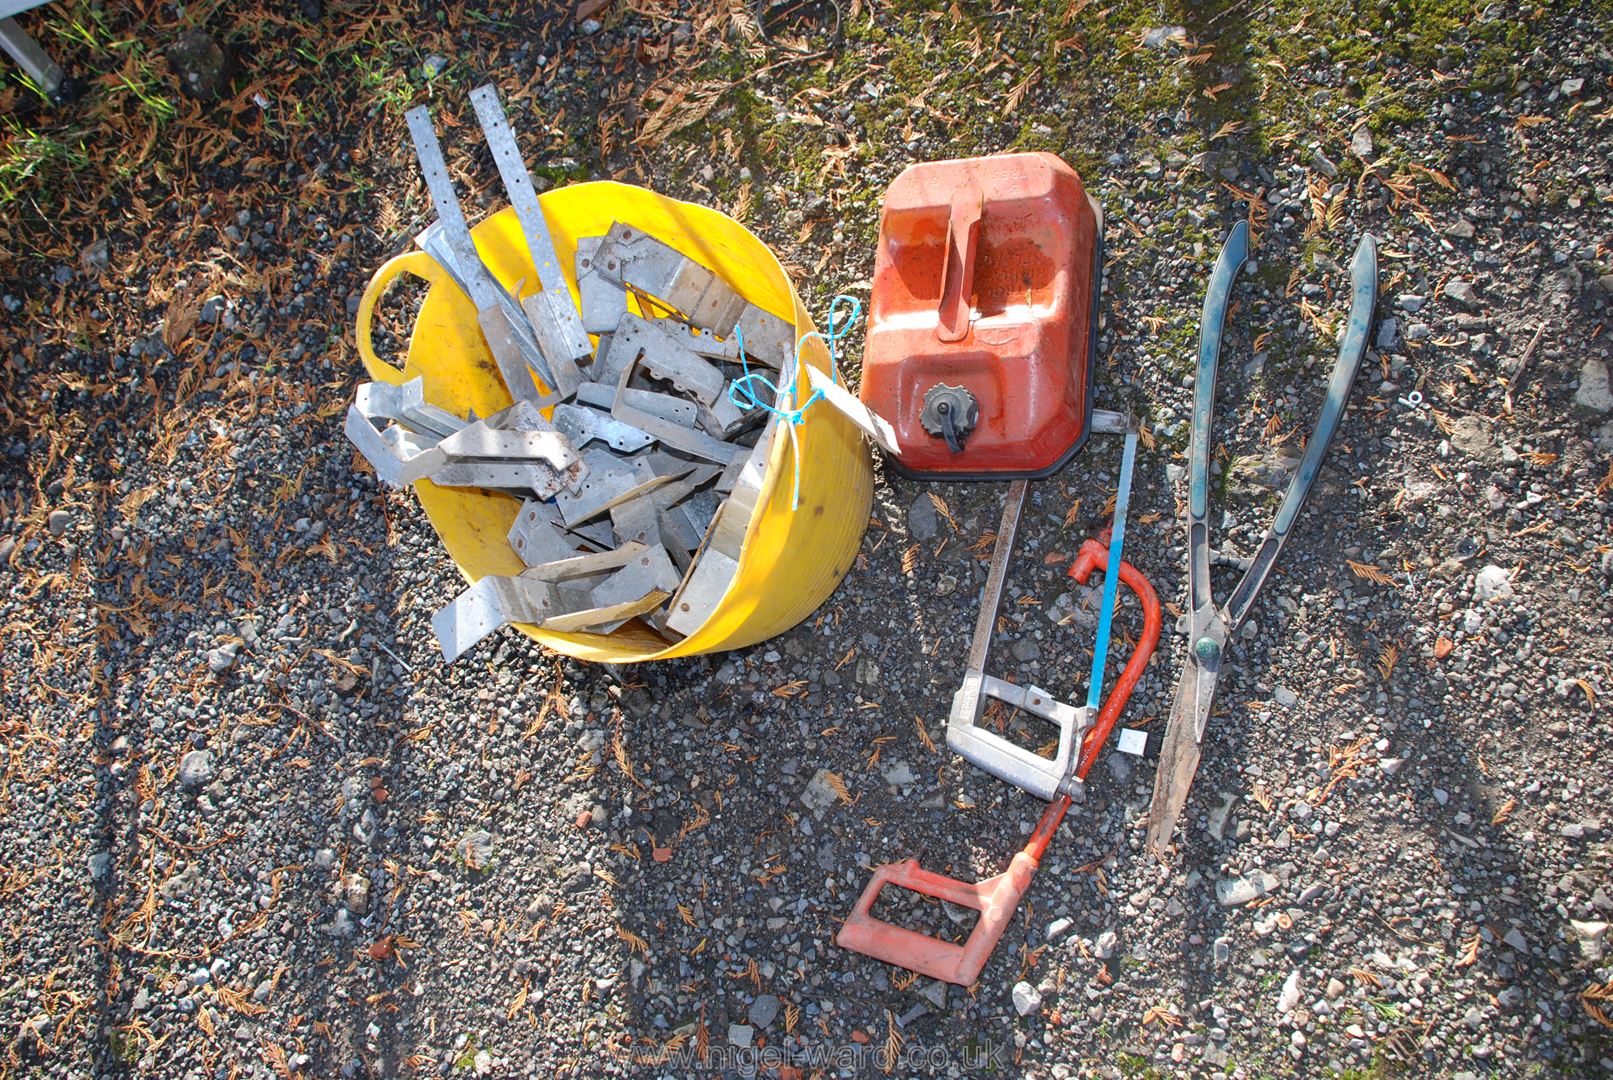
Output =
[
  {"x1": 836, "y1": 849, "x2": 1043, "y2": 986},
  {"x1": 1068, "y1": 536, "x2": 1162, "y2": 780}
]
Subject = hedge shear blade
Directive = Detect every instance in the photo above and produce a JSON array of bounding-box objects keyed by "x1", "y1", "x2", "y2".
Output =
[{"x1": 1146, "y1": 224, "x2": 1377, "y2": 857}]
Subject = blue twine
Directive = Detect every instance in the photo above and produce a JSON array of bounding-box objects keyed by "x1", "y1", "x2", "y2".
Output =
[{"x1": 726, "y1": 295, "x2": 863, "y2": 511}]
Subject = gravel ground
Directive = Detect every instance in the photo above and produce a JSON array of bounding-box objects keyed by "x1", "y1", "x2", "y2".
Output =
[{"x1": 2, "y1": 2, "x2": 1612, "y2": 1078}]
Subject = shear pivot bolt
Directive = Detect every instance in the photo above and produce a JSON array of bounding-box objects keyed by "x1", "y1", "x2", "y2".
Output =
[{"x1": 1195, "y1": 637, "x2": 1220, "y2": 661}]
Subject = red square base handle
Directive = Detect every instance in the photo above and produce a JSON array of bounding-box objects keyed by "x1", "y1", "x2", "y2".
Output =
[{"x1": 835, "y1": 851, "x2": 1042, "y2": 986}]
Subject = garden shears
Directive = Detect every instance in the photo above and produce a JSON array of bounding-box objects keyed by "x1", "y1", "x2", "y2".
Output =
[{"x1": 1146, "y1": 221, "x2": 1378, "y2": 856}]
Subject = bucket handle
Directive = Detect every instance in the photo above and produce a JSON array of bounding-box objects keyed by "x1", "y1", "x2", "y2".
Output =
[
  {"x1": 355, "y1": 250, "x2": 442, "y2": 385},
  {"x1": 935, "y1": 182, "x2": 982, "y2": 343}
]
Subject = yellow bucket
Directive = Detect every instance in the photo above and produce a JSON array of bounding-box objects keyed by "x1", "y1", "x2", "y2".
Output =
[{"x1": 353, "y1": 181, "x2": 873, "y2": 663}]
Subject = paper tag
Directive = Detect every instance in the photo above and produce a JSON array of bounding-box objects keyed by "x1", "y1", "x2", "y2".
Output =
[{"x1": 804, "y1": 364, "x2": 901, "y2": 457}]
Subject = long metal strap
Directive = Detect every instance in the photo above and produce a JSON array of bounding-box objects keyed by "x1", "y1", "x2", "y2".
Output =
[
  {"x1": 405, "y1": 106, "x2": 501, "y2": 313},
  {"x1": 1222, "y1": 233, "x2": 1377, "y2": 633},
  {"x1": 469, "y1": 84, "x2": 568, "y2": 295},
  {"x1": 1086, "y1": 429, "x2": 1139, "y2": 710}
]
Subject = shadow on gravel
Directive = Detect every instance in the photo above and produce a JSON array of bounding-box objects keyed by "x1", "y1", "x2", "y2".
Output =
[{"x1": 82, "y1": 402, "x2": 430, "y2": 1075}]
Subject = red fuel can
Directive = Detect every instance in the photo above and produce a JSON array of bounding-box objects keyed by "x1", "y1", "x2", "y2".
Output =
[{"x1": 858, "y1": 153, "x2": 1102, "y2": 479}]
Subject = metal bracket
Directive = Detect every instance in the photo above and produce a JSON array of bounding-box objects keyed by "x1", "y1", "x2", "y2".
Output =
[
  {"x1": 610, "y1": 354, "x2": 748, "y2": 464},
  {"x1": 433, "y1": 425, "x2": 584, "y2": 500},
  {"x1": 0, "y1": 17, "x2": 65, "y2": 100},
  {"x1": 415, "y1": 221, "x2": 561, "y2": 404},
  {"x1": 734, "y1": 303, "x2": 795, "y2": 366},
  {"x1": 345, "y1": 403, "x2": 447, "y2": 487},
  {"x1": 508, "y1": 501, "x2": 581, "y2": 567},
  {"x1": 354, "y1": 378, "x2": 466, "y2": 440},
  {"x1": 406, "y1": 105, "x2": 555, "y2": 404},
  {"x1": 433, "y1": 542, "x2": 659, "y2": 660},
  {"x1": 553, "y1": 450, "x2": 676, "y2": 525},
  {"x1": 471, "y1": 83, "x2": 589, "y2": 395},
  {"x1": 551, "y1": 402, "x2": 654, "y2": 453},
  {"x1": 594, "y1": 222, "x2": 749, "y2": 332},
  {"x1": 577, "y1": 236, "x2": 629, "y2": 336},
  {"x1": 576, "y1": 543, "x2": 682, "y2": 633},
  {"x1": 595, "y1": 313, "x2": 729, "y2": 404},
  {"x1": 609, "y1": 493, "x2": 660, "y2": 548}
]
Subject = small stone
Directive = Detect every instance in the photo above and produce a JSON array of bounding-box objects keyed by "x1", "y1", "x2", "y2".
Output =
[
  {"x1": 80, "y1": 238, "x2": 110, "y2": 273},
  {"x1": 1446, "y1": 218, "x2": 1476, "y2": 240},
  {"x1": 800, "y1": 769, "x2": 842, "y2": 818},
  {"x1": 1502, "y1": 927, "x2": 1528, "y2": 954},
  {"x1": 422, "y1": 54, "x2": 448, "y2": 79},
  {"x1": 581, "y1": 18, "x2": 603, "y2": 34},
  {"x1": 1277, "y1": 970, "x2": 1302, "y2": 1015},
  {"x1": 207, "y1": 642, "x2": 239, "y2": 673},
  {"x1": 166, "y1": 30, "x2": 233, "y2": 100},
  {"x1": 179, "y1": 749, "x2": 215, "y2": 789},
  {"x1": 342, "y1": 873, "x2": 371, "y2": 915},
  {"x1": 1047, "y1": 917, "x2": 1074, "y2": 942},
  {"x1": 1094, "y1": 929, "x2": 1118, "y2": 959},
  {"x1": 907, "y1": 492, "x2": 939, "y2": 541},
  {"x1": 1380, "y1": 757, "x2": 1405, "y2": 777},
  {"x1": 1310, "y1": 150, "x2": 1338, "y2": 178},
  {"x1": 47, "y1": 509, "x2": 71, "y2": 537},
  {"x1": 1571, "y1": 920, "x2": 1609, "y2": 962},
  {"x1": 1433, "y1": 788, "x2": 1449, "y2": 807},
  {"x1": 1573, "y1": 359, "x2": 1613, "y2": 414},
  {"x1": 1273, "y1": 686, "x2": 1298, "y2": 707},
  {"x1": 727, "y1": 1023, "x2": 753, "y2": 1048},
  {"x1": 748, "y1": 994, "x2": 780, "y2": 1029},
  {"x1": 1207, "y1": 792, "x2": 1237, "y2": 841},
  {"x1": 1375, "y1": 317, "x2": 1399, "y2": 351},
  {"x1": 1473, "y1": 564, "x2": 1513, "y2": 602},
  {"x1": 1141, "y1": 25, "x2": 1184, "y2": 48},
  {"x1": 456, "y1": 830, "x2": 495, "y2": 869},
  {"x1": 1217, "y1": 870, "x2": 1278, "y2": 907},
  {"x1": 131, "y1": 987, "x2": 151, "y2": 1012},
  {"x1": 1349, "y1": 127, "x2": 1373, "y2": 159},
  {"x1": 1291, "y1": 1030, "x2": 1306, "y2": 1050},
  {"x1": 1562, "y1": 77, "x2": 1585, "y2": 96},
  {"x1": 1443, "y1": 279, "x2": 1478, "y2": 306},
  {"x1": 88, "y1": 852, "x2": 114, "y2": 882},
  {"x1": 1011, "y1": 981, "x2": 1043, "y2": 1016},
  {"x1": 1325, "y1": 977, "x2": 1346, "y2": 1000},
  {"x1": 881, "y1": 761, "x2": 917, "y2": 788}
]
